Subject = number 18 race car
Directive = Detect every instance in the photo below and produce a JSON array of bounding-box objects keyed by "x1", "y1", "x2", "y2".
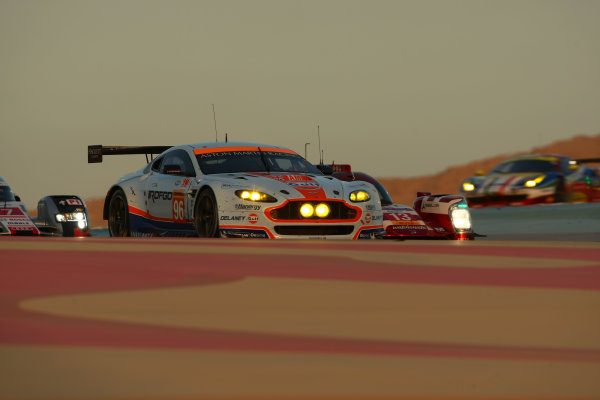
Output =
[
  {"x1": 328, "y1": 165, "x2": 474, "y2": 240},
  {"x1": 89, "y1": 142, "x2": 383, "y2": 239}
]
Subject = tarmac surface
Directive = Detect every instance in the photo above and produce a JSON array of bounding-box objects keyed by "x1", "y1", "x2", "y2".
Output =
[{"x1": 1, "y1": 237, "x2": 600, "y2": 400}]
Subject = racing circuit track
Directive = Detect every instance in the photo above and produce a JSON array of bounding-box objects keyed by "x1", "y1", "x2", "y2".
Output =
[{"x1": 1, "y1": 237, "x2": 600, "y2": 400}]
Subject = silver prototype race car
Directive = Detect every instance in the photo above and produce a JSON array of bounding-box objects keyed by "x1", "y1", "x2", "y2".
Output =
[{"x1": 89, "y1": 142, "x2": 383, "y2": 239}]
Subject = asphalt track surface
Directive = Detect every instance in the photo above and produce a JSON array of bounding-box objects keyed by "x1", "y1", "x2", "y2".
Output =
[{"x1": 1, "y1": 237, "x2": 600, "y2": 400}]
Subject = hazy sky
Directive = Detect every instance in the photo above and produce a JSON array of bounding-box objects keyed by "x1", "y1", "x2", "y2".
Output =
[{"x1": 1, "y1": 0, "x2": 599, "y2": 206}]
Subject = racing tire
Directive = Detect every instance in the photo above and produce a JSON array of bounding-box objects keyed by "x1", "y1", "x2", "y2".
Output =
[
  {"x1": 108, "y1": 189, "x2": 130, "y2": 237},
  {"x1": 554, "y1": 176, "x2": 567, "y2": 203},
  {"x1": 194, "y1": 188, "x2": 219, "y2": 238}
]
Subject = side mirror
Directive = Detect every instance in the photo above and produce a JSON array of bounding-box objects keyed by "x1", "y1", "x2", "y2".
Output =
[
  {"x1": 15, "y1": 195, "x2": 21, "y2": 202},
  {"x1": 316, "y1": 164, "x2": 333, "y2": 175}
]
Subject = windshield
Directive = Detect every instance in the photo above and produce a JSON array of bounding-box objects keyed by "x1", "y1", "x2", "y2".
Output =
[
  {"x1": 491, "y1": 159, "x2": 558, "y2": 174},
  {"x1": 0, "y1": 185, "x2": 16, "y2": 202},
  {"x1": 196, "y1": 150, "x2": 322, "y2": 175}
]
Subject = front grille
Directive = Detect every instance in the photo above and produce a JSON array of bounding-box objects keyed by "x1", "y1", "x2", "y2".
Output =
[
  {"x1": 274, "y1": 225, "x2": 354, "y2": 236},
  {"x1": 269, "y1": 201, "x2": 357, "y2": 220}
]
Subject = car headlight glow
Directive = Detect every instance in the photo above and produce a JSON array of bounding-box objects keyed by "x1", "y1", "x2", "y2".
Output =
[
  {"x1": 315, "y1": 203, "x2": 330, "y2": 218},
  {"x1": 300, "y1": 203, "x2": 314, "y2": 218},
  {"x1": 349, "y1": 190, "x2": 370, "y2": 202},
  {"x1": 56, "y1": 212, "x2": 87, "y2": 223},
  {"x1": 78, "y1": 220, "x2": 87, "y2": 229},
  {"x1": 462, "y1": 182, "x2": 475, "y2": 192},
  {"x1": 524, "y1": 175, "x2": 545, "y2": 188},
  {"x1": 235, "y1": 190, "x2": 277, "y2": 203},
  {"x1": 450, "y1": 204, "x2": 472, "y2": 232}
]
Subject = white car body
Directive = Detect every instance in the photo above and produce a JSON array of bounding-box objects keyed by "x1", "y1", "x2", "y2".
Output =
[{"x1": 101, "y1": 142, "x2": 383, "y2": 239}]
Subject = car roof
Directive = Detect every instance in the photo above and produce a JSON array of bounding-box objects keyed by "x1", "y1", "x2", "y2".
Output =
[
  {"x1": 183, "y1": 141, "x2": 296, "y2": 153},
  {"x1": 501, "y1": 154, "x2": 565, "y2": 163}
]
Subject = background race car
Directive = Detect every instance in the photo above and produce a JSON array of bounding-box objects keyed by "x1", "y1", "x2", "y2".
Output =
[
  {"x1": 328, "y1": 165, "x2": 474, "y2": 240},
  {"x1": 89, "y1": 142, "x2": 383, "y2": 239},
  {"x1": 459, "y1": 154, "x2": 600, "y2": 208},
  {"x1": 0, "y1": 177, "x2": 90, "y2": 237},
  {"x1": 0, "y1": 177, "x2": 40, "y2": 236}
]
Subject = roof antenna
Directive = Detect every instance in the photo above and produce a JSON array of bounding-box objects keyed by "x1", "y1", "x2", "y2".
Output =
[
  {"x1": 318, "y1": 125, "x2": 323, "y2": 164},
  {"x1": 212, "y1": 104, "x2": 218, "y2": 142},
  {"x1": 225, "y1": 133, "x2": 228, "y2": 143}
]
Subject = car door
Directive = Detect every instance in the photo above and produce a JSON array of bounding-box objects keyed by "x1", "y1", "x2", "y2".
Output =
[{"x1": 145, "y1": 149, "x2": 196, "y2": 235}]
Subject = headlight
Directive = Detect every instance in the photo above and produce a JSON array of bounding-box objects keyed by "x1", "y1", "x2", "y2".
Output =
[
  {"x1": 315, "y1": 203, "x2": 330, "y2": 218},
  {"x1": 349, "y1": 190, "x2": 370, "y2": 202},
  {"x1": 300, "y1": 203, "x2": 314, "y2": 217},
  {"x1": 55, "y1": 212, "x2": 87, "y2": 222},
  {"x1": 524, "y1": 175, "x2": 545, "y2": 188},
  {"x1": 462, "y1": 182, "x2": 475, "y2": 192},
  {"x1": 450, "y1": 204, "x2": 472, "y2": 232},
  {"x1": 235, "y1": 190, "x2": 277, "y2": 203},
  {"x1": 77, "y1": 220, "x2": 87, "y2": 229},
  {"x1": 298, "y1": 203, "x2": 331, "y2": 218}
]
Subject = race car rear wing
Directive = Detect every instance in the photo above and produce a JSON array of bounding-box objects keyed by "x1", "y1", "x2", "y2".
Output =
[
  {"x1": 576, "y1": 157, "x2": 600, "y2": 164},
  {"x1": 88, "y1": 145, "x2": 172, "y2": 163}
]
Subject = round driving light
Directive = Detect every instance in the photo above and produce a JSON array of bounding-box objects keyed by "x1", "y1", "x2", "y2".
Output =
[
  {"x1": 240, "y1": 191, "x2": 251, "y2": 199},
  {"x1": 299, "y1": 203, "x2": 314, "y2": 218},
  {"x1": 462, "y1": 183, "x2": 475, "y2": 191},
  {"x1": 315, "y1": 203, "x2": 330, "y2": 218},
  {"x1": 74, "y1": 212, "x2": 85, "y2": 220},
  {"x1": 525, "y1": 180, "x2": 537, "y2": 188},
  {"x1": 55, "y1": 214, "x2": 66, "y2": 222},
  {"x1": 78, "y1": 220, "x2": 86, "y2": 229}
]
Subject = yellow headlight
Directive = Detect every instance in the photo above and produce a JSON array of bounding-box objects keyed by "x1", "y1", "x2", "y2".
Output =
[
  {"x1": 300, "y1": 203, "x2": 314, "y2": 218},
  {"x1": 525, "y1": 180, "x2": 537, "y2": 188},
  {"x1": 235, "y1": 190, "x2": 277, "y2": 203},
  {"x1": 315, "y1": 203, "x2": 330, "y2": 218},
  {"x1": 462, "y1": 182, "x2": 475, "y2": 191},
  {"x1": 349, "y1": 190, "x2": 370, "y2": 202}
]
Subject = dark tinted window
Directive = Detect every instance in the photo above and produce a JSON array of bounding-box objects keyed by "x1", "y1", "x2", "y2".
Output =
[
  {"x1": 0, "y1": 185, "x2": 16, "y2": 202},
  {"x1": 491, "y1": 159, "x2": 558, "y2": 174},
  {"x1": 196, "y1": 150, "x2": 321, "y2": 175},
  {"x1": 161, "y1": 149, "x2": 196, "y2": 176}
]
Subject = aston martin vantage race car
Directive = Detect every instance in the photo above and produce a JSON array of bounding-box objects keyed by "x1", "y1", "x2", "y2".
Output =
[
  {"x1": 459, "y1": 154, "x2": 600, "y2": 208},
  {"x1": 329, "y1": 165, "x2": 474, "y2": 240},
  {"x1": 89, "y1": 142, "x2": 383, "y2": 239},
  {"x1": 1, "y1": 177, "x2": 90, "y2": 236}
]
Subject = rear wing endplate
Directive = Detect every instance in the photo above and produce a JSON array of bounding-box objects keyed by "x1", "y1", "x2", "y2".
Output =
[{"x1": 88, "y1": 145, "x2": 172, "y2": 163}]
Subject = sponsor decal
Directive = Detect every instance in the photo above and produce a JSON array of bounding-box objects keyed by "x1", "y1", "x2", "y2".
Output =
[
  {"x1": 220, "y1": 215, "x2": 246, "y2": 221},
  {"x1": 182, "y1": 178, "x2": 191, "y2": 187},
  {"x1": 148, "y1": 190, "x2": 173, "y2": 202},
  {"x1": 422, "y1": 202, "x2": 439, "y2": 208},
  {"x1": 235, "y1": 204, "x2": 261, "y2": 211},
  {"x1": 58, "y1": 199, "x2": 83, "y2": 206},
  {"x1": 248, "y1": 213, "x2": 258, "y2": 224},
  {"x1": 365, "y1": 213, "x2": 372, "y2": 224},
  {"x1": 220, "y1": 228, "x2": 269, "y2": 238}
]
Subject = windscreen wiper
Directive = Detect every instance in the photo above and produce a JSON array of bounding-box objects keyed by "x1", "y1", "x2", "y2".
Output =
[{"x1": 257, "y1": 147, "x2": 270, "y2": 173}]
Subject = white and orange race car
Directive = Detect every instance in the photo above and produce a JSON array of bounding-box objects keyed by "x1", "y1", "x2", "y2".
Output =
[
  {"x1": 89, "y1": 142, "x2": 383, "y2": 239},
  {"x1": 329, "y1": 165, "x2": 475, "y2": 240}
]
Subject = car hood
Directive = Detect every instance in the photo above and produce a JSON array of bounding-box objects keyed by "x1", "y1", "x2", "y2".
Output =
[
  {"x1": 476, "y1": 172, "x2": 549, "y2": 192},
  {"x1": 207, "y1": 172, "x2": 374, "y2": 201}
]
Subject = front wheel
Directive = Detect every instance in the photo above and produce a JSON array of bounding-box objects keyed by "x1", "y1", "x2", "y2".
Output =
[
  {"x1": 108, "y1": 189, "x2": 130, "y2": 237},
  {"x1": 194, "y1": 188, "x2": 219, "y2": 237},
  {"x1": 554, "y1": 176, "x2": 567, "y2": 203}
]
